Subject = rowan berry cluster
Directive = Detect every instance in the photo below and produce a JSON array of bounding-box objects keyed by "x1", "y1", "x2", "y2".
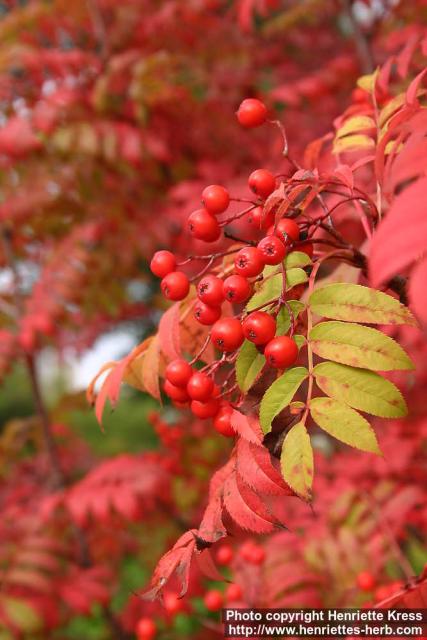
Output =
[{"x1": 149, "y1": 98, "x2": 312, "y2": 434}]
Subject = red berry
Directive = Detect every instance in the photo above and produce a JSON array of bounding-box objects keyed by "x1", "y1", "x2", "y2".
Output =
[
  {"x1": 164, "y1": 380, "x2": 190, "y2": 403},
  {"x1": 225, "y1": 584, "x2": 243, "y2": 602},
  {"x1": 211, "y1": 318, "x2": 244, "y2": 352},
  {"x1": 240, "y1": 541, "x2": 265, "y2": 565},
  {"x1": 213, "y1": 406, "x2": 235, "y2": 437},
  {"x1": 188, "y1": 208, "x2": 221, "y2": 242},
  {"x1": 150, "y1": 250, "x2": 176, "y2": 277},
  {"x1": 161, "y1": 272, "x2": 190, "y2": 301},
  {"x1": 248, "y1": 205, "x2": 275, "y2": 230},
  {"x1": 163, "y1": 591, "x2": 185, "y2": 615},
  {"x1": 136, "y1": 617, "x2": 156, "y2": 640},
  {"x1": 248, "y1": 169, "x2": 276, "y2": 199},
  {"x1": 236, "y1": 98, "x2": 267, "y2": 128},
  {"x1": 165, "y1": 359, "x2": 193, "y2": 387},
  {"x1": 191, "y1": 398, "x2": 220, "y2": 419},
  {"x1": 374, "y1": 586, "x2": 391, "y2": 602},
  {"x1": 357, "y1": 571, "x2": 376, "y2": 592},
  {"x1": 204, "y1": 589, "x2": 223, "y2": 612},
  {"x1": 187, "y1": 372, "x2": 214, "y2": 401},
  {"x1": 216, "y1": 544, "x2": 233, "y2": 566},
  {"x1": 243, "y1": 311, "x2": 276, "y2": 345},
  {"x1": 257, "y1": 235, "x2": 286, "y2": 265},
  {"x1": 269, "y1": 218, "x2": 300, "y2": 243},
  {"x1": 234, "y1": 247, "x2": 265, "y2": 278},
  {"x1": 202, "y1": 185, "x2": 230, "y2": 215},
  {"x1": 194, "y1": 300, "x2": 221, "y2": 325},
  {"x1": 223, "y1": 275, "x2": 252, "y2": 303},
  {"x1": 197, "y1": 275, "x2": 224, "y2": 307},
  {"x1": 264, "y1": 336, "x2": 298, "y2": 369}
]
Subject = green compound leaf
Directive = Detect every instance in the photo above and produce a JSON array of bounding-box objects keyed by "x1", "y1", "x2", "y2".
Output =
[
  {"x1": 286, "y1": 267, "x2": 308, "y2": 289},
  {"x1": 310, "y1": 396, "x2": 382, "y2": 454},
  {"x1": 309, "y1": 283, "x2": 417, "y2": 326},
  {"x1": 313, "y1": 361, "x2": 407, "y2": 418},
  {"x1": 276, "y1": 300, "x2": 305, "y2": 335},
  {"x1": 285, "y1": 251, "x2": 312, "y2": 269},
  {"x1": 280, "y1": 421, "x2": 313, "y2": 501},
  {"x1": 236, "y1": 340, "x2": 265, "y2": 393},
  {"x1": 259, "y1": 367, "x2": 308, "y2": 434},
  {"x1": 309, "y1": 321, "x2": 414, "y2": 371}
]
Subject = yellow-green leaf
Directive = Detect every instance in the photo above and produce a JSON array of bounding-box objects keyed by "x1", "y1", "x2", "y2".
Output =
[
  {"x1": 310, "y1": 396, "x2": 382, "y2": 454},
  {"x1": 1, "y1": 596, "x2": 43, "y2": 633},
  {"x1": 236, "y1": 340, "x2": 265, "y2": 392},
  {"x1": 357, "y1": 68, "x2": 379, "y2": 93},
  {"x1": 246, "y1": 272, "x2": 282, "y2": 312},
  {"x1": 379, "y1": 92, "x2": 405, "y2": 128},
  {"x1": 313, "y1": 361, "x2": 407, "y2": 418},
  {"x1": 286, "y1": 267, "x2": 308, "y2": 288},
  {"x1": 280, "y1": 421, "x2": 313, "y2": 501},
  {"x1": 335, "y1": 116, "x2": 376, "y2": 139},
  {"x1": 259, "y1": 366, "x2": 308, "y2": 433},
  {"x1": 333, "y1": 134, "x2": 374, "y2": 154},
  {"x1": 309, "y1": 321, "x2": 414, "y2": 371},
  {"x1": 276, "y1": 300, "x2": 305, "y2": 335},
  {"x1": 285, "y1": 251, "x2": 312, "y2": 269},
  {"x1": 309, "y1": 283, "x2": 416, "y2": 326}
]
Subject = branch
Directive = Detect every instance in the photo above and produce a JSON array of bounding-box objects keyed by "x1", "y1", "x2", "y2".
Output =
[{"x1": 341, "y1": 0, "x2": 375, "y2": 73}]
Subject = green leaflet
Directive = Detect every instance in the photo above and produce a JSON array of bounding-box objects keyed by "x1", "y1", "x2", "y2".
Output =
[
  {"x1": 313, "y1": 361, "x2": 407, "y2": 418},
  {"x1": 236, "y1": 340, "x2": 265, "y2": 392},
  {"x1": 280, "y1": 421, "x2": 313, "y2": 501},
  {"x1": 286, "y1": 267, "x2": 308, "y2": 288},
  {"x1": 276, "y1": 300, "x2": 305, "y2": 335},
  {"x1": 259, "y1": 366, "x2": 308, "y2": 433},
  {"x1": 310, "y1": 397, "x2": 382, "y2": 454},
  {"x1": 1, "y1": 596, "x2": 43, "y2": 633},
  {"x1": 285, "y1": 251, "x2": 312, "y2": 269},
  {"x1": 293, "y1": 334, "x2": 306, "y2": 350},
  {"x1": 309, "y1": 321, "x2": 414, "y2": 371},
  {"x1": 246, "y1": 272, "x2": 282, "y2": 312},
  {"x1": 309, "y1": 283, "x2": 416, "y2": 326}
]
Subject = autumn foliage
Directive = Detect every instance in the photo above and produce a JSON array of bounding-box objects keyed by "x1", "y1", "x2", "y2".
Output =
[{"x1": 0, "y1": 1, "x2": 427, "y2": 639}]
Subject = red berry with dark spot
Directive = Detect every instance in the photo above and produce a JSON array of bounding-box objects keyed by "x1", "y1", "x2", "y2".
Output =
[
  {"x1": 269, "y1": 218, "x2": 300, "y2": 244},
  {"x1": 247, "y1": 205, "x2": 274, "y2": 230},
  {"x1": 202, "y1": 185, "x2": 230, "y2": 215},
  {"x1": 161, "y1": 272, "x2": 190, "y2": 301},
  {"x1": 223, "y1": 275, "x2": 252, "y2": 303},
  {"x1": 216, "y1": 544, "x2": 233, "y2": 566},
  {"x1": 357, "y1": 571, "x2": 376, "y2": 592},
  {"x1": 243, "y1": 311, "x2": 276, "y2": 345},
  {"x1": 211, "y1": 318, "x2": 244, "y2": 352},
  {"x1": 248, "y1": 169, "x2": 276, "y2": 199},
  {"x1": 264, "y1": 336, "x2": 298, "y2": 369},
  {"x1": 234, "y1": 247, "x2": 265, "y2": 277},
  {"x1": 165, "y1": 359, "x2": 193, "y2": 387},
  {"x1": 187, "y1": 372, "x2": 214, "y2": 401},
  {"x1": 197, "y1": 275, "x2": 224, "y2": 307},
  {"x1": 204, "y1": 589, "x2": 223, "y2": 612},
  {"x1": 194, "y1": 300, "x2": 222, "y2": 325},
  {"x1": 225, "y1": 584, "x2": 243, "y2": 602},
  {"x1": 150, "y1": 250, "x2": 176, "y2": 277},
  {"x1": 136, "y1": 617, "x2": 156, "y2": 640},
  {"x1": 191, "y1": 398, "x2": 220, "y2": 419},
  {"x1": 236, "y1": 98, "x2": 267, "y2": 128},
  {"x1": 213, "y1": 406, "x2": 235, "y2": 437},
  {"x1": 257, "y1": 235, "x2": 286, "y2": 265},
  {"x1": 164, "y1": 380, "x2": 190, "y2": 403},
  {"x1": 188, "y1": 208, "x2": 221, "y2": 242}
]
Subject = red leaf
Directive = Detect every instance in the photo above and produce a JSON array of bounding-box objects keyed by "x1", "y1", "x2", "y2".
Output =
[
  {"x1": 195, "y1": 549, "x2": 225, "y2": 582},
  {"x1": 236, "y1": 439, "x2": 293, "y2": 496},
  {"x1": 406, "y1": 68, "x2": 427, "y2": 106},
  {"x1": 369, "y1": 177, "x2": 427, "y2": 287},
  {"x1": 223, "y1": 467, "x2": 276, "y2": 533},
  {"x1": 387, "y1": 133, "x2": 427, "y2": 193},
  {"x1": 230, "y1": 409, "x2": 263, "y2": 443},
  {"x1": 409, "y1": 257, "x2": 427, "y2": 324},
  {"x1": 141, "y1": 537, "x2": 196, "y2": 601}
]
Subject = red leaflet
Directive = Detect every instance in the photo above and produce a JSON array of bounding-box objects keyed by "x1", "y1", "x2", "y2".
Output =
[
  {"x1": 409, "y1": 257, "x2": 427, "y2": 323},
  {"x1": 230, "y1": 409, "x2": 263, "y2": 443},
  {"x1": 195, "y1": 549, "x2": 225, "y2": 582},
  {"x1": 369, "y1": 177, "x2": 427, "y2": 287},
  {"x1": 141, "y1": 534, "x2": 197, "y2": 601},
  {"x1": 236, "y1": 439, "x2": 293, "y2": 496},
  {"x1": 223, "y1": 467, "x2": 277, "y2": 533}
]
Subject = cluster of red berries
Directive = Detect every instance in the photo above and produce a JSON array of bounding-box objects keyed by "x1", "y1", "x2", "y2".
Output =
[{"x1": 150, "y1": 98, "x2": 309, "y2": 430}]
